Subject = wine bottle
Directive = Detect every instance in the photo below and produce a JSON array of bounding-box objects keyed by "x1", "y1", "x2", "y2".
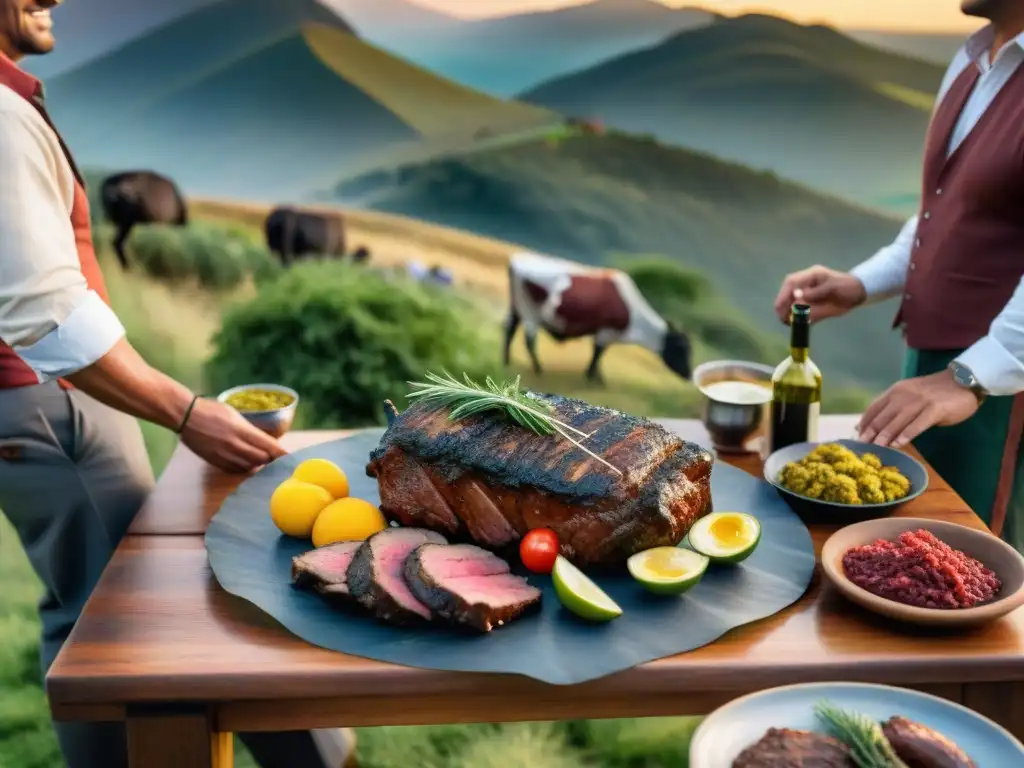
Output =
[{"x1": 769, "y1": 303, "x2": 822, "y2": 452}]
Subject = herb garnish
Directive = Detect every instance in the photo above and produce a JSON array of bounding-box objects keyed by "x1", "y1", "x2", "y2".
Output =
[
  {"x1": 814, "y1": 701, "x2": 909, "y2": 768},
  {"x1": 406, "y1": 371, "x2": 622, "y2": 475}
]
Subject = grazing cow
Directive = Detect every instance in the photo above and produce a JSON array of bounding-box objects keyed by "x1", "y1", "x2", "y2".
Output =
[
  {"x1": 100, "y1": 170, "x2": 188, "y2": 270},
  {"x1": 505, "y1": 251, "x2": 692, "y2": 384},
  {"x1": 264, "y1": 206, "x2": 346, "y2": 266}
]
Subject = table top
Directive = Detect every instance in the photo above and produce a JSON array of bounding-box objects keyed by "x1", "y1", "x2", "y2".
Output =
[
  {"x1": 128, "y1": 417, "x2": 863, "y2": 536},
  {"x1": 49, "y1": 416, "x2": 1024, "y2": 725}
]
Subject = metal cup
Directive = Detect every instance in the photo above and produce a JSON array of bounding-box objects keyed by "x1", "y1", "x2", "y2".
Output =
[{"x1": 692, "y1": 360, "x2": 775, "y2": 455}]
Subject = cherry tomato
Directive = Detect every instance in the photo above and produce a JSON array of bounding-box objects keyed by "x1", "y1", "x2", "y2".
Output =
[{"x1": 520, "y1": 528, "x2": 560, "y2": 574}]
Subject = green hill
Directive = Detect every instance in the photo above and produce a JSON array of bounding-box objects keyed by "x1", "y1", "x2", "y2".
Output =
[
  {"x1": 333, "y1": 131, "x2": 907, "y2": 392},
  {"x1": 521, "y1": 13, "x2": 945, "y2": 214},
  {"x1": 45, "y1": 0, "x2": 555, "y2": 200},
  {"x1": 847, "y1": 29, "x2": 967, "y2": 66},
  {"x1": 388, "y1": 0, "x2": 716, "y2": 97}
]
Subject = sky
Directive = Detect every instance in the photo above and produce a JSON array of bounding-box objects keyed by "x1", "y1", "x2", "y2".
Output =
[{"x1": 416, "y1": 0, "x2": 982, "y2": 31}]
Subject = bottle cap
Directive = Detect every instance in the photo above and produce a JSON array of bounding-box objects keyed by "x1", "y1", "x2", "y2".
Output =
[{"x1": 791, "y1": 303, "x2": 811, "y2": 320}]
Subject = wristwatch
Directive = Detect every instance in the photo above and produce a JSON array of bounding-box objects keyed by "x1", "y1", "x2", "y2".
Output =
[{"x1": 947, "y1": 361, "x2": 988, "y2": 404}]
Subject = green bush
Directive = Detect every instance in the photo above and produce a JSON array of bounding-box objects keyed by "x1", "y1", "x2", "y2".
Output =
[
  {"x1": 126, "y1": 221, "x2": 279, "y2": 290},
  {"x1": 206, "y1": 261, "x2": 501, "y2": 428}
]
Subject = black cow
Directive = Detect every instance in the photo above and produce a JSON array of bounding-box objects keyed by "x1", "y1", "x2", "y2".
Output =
[
  {"x1": 264, "y1": 206, "x2": 346, "y2": 266},
  {"x1": 100, "y1": 171, "x2": 188, "y2": 270}
]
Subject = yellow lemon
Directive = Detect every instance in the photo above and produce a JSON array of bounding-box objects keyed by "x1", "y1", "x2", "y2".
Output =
[
  {"x1": 292, "y1": 458, "x2": 349, "y2": 499},
  {"x1": 311, "y1": 497, "x2": 388, "y2": 548},
  {"x1": 269, "y1": 479, "x2": 334, "y2": 538}
]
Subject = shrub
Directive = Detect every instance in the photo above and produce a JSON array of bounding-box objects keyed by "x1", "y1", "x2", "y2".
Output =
[
  {"x1": 206, "y1": 262, "x2": 501, "y2": 428},
  {"x1": 127, "y1": 221, "x2": 279, "y2": 290}
]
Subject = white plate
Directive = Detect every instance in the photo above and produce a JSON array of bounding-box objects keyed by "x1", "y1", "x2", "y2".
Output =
[{"x1": 689, "y1": 681, "x2": 1024, "y2": 767}]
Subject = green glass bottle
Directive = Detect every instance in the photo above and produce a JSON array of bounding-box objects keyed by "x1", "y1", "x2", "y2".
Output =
[{"x1": 770, "y1": 303, "x2": 822, "y2": 451}]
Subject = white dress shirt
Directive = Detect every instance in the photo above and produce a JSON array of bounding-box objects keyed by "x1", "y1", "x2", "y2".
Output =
[
  {"x1": 850, "y1": 25, "x2": 1024, "y2": 396},
  {"x1": 0, "y1": 83, "x2": 125, "y2": 381}
]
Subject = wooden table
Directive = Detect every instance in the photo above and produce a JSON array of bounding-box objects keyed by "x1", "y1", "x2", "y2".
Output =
[{"x1": 47, "y1": 417, "x2": 1024, "y2": 767}]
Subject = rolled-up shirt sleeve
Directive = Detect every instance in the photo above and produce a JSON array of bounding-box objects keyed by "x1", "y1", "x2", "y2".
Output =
[
  {"x1": 849, "y1": 214, "x2": 918, "y2": 302},
  {"x1": 0, "y1": 104, "x2": 125, "y2": 380},
  {"x1": 955, "y1": 277, "x2": 1024, "y2": 396}
]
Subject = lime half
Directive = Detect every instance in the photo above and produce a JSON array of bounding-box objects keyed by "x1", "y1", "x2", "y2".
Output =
[
  {"x1": 552, "y1": 556, "x2": 623, "y2": 622},
  {"x1": 687, "y1": 512, "x2": 761, "y2": 564},
  {"x1": 627, "y1": 547, "x2": 710, "y2": 595}
]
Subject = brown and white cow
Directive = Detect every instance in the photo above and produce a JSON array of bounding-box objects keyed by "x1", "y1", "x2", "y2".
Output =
[{"x1": 504, "y1": 251, "x2": 692, "y2": 383}]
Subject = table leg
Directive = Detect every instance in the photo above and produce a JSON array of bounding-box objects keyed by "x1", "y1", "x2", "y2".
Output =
[
  {"x1": 963, "y1": 682, "x2": 1024, "y2": 743},
  {"x1": 126, "y1": 706, "x2": 232, "y2": 768}
]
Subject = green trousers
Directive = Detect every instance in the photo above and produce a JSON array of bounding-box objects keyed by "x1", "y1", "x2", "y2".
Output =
[{"x1": 903, "y1": 348, "x2": 1024, "y2": 553}]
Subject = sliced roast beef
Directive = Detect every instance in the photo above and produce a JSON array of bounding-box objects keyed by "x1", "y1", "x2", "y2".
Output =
[
  {"x1": 404, "y1": 543, "x2": 542, "y2": 632},
  {"x1": 291, "y1": 541, "x2": 363, "y2": 600},
  {"x1": 366, "y1": 395, "x2": 713, "y2": 567},
  {"x1": 346, "y1": 527, "x2": 447, "y2": 625}
]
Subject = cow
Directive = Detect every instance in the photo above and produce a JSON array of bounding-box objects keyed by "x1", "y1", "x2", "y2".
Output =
[
  {"x1": 264, "y1": 206, "x2": 346, "y2": 266},
  {"x1": 100, "y1": 170, "x2": 188, "y2": 270},
  {"x1": 504, "y1": 251, "x2": 692, "y2": 384}
]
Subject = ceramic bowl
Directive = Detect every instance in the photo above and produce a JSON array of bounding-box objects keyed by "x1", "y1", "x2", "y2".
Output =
[
  {"x1": 216, "y1": 383, "x2": 299, "y2": 438},
  {"x1": 763, "y1": 438, "x2": 928, "y2": 523},
  {"x1": 821, "y1": 517, "x2": 1024, "y2": 627}
]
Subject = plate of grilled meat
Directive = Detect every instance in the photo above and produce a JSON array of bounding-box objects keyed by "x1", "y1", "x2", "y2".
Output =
[
  {"x1": 690, "y1": 681, "x2": 1024, "y2": 767},
  {"x1": 205, "y1": 373, "x2": 816, "y2": 685}
]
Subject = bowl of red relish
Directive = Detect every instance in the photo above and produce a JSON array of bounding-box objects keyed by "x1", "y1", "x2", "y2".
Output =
[{"x1": 821, "y1": 518, "x2": 1024, "y2": 627}]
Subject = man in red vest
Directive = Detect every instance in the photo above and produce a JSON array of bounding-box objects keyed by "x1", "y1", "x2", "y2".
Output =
[
  {"x1": 774, "y1": 0, "x2": 1024, "y2": 550},
  {"x1": 0, "y1": 1, "x2": 354, "y2": 766}
]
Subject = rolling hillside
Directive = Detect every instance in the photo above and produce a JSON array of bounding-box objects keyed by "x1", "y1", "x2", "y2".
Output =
[
  {"x1": 387, "y1": 0, "x2": 717, "y2": 96},
  {"x1": 331, "y1": 132, "x2": 907, "y2": 391},
  {"x1": 848, "y1": 29, "x2": 968, "y2": 65},
  {"x1": 522, "y1": 13, "x2": 946, "y2": 213},
  {"x1": 45, "y1": 0, "x2": 556, "y2": 200},
  {"x1": 326, "y1": 0, "x2": 463, "y2": 42}
]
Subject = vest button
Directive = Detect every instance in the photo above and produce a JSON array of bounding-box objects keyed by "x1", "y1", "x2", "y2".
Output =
[
  {"x1": 905, "y1": 293, "x2": 912, "y2": 300},
  {"x1": 909, "y1": 262, "x2": 916, "y2": 270},
  {"x1": 922, "y1": 211, "x2": 930, "y2": 220},
  {"x1": 936, "y1": 188, "x2": 943, "y2": 195},
  {"x1": 915, "y1": 238, "x2": 921, "y2": 248}
]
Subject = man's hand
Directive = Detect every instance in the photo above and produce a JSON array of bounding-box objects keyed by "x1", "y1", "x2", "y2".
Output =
[
  {"x1": 858, "y1": 370, "x2": 981, "y2": 448},
  {"x1": 774, "y1": 266, "x2": 868, "y2": 324},
  {"x1": 180, "y1": 398, "x2": 288, "y2": 473}
]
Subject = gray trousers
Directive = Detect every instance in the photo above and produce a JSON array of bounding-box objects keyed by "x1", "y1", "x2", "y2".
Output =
[{"x1": 0, "y1": 382, "x2": 350, "y2": 768}]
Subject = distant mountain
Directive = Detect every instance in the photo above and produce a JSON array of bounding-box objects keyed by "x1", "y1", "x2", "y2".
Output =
[
  {"x1": 22, "y1": 0, "x2": 219, "y2": 80},
  {"x1": 521, "y1": 14, "x2": 946, "y2": 213},
  {"x1": 848, "y1": 30, "x2": 967, "y2": 66},
  {"x1": 333, "y1": 132, "x2": 906, "y2": 390},
  {"x1": 324, "y1": 0, "x2": 461, "y2": 38},
  {"x1": 46, "y1": 0, "x2": 555, "y2": 200},
  {"x1": 386, "y1": 0, "x2": 718, "y2": 96}
]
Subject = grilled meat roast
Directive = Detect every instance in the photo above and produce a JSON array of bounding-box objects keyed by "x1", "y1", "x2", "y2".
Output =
[
  {"x1": 366, "y1": 396, "x2": 714, "y2": 567},
  {"x1": 732, "y1": 728, "x2": 856, "y2": 768},
  {"x1": 346, "y1": 528, "x2": 447, "y2": 625},
  {"x1": 881, "y1": 716, "x2": 977, "y2": 768},
  {"x1": 405, "y1": 543, "x2": 542, "y2": 632}
]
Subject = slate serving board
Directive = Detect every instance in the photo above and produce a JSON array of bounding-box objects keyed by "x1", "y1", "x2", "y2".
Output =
[{"x1": 205, "y1": 429, "x2": 816, "y2": 685}]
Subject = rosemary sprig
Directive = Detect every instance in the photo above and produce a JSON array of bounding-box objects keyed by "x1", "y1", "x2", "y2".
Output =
[
  {"x1": 814, "y1": 701, "x2": 909, "y2": 768},
  {"x1": 406, "y1": 371, "x2": 623, "y2": 476}
]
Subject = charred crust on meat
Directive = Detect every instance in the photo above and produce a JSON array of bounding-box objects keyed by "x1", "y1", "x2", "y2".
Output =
[
  {"x1": 367, "y1": 394, "x2": 712, "y2": 500},
  {"x1": 732, "y1": 728, "x2": 856, "y2": 767}
]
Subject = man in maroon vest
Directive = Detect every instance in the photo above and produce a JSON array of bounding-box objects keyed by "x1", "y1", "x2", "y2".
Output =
[
  {"x1": 0, "y1": 2, "x2": 354, "y2": 766},
  {"x1": 774, "y1": 0, "x2": 1024, "y2": 551}
]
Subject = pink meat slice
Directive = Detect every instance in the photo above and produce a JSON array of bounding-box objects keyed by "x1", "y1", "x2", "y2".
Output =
[
  {"x1": 291, "y1": 541, "x2": 362, "y2": 598},
  {"x1": 346, "y1": 527, "x2": 447, "y2": 625},
  {"x1": 404, "y1": 543, "x2": 542, "y2": 632}
]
